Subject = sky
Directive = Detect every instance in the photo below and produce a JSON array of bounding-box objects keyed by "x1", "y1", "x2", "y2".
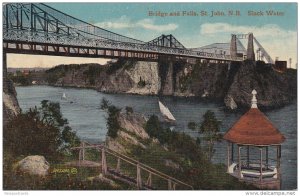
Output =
[{"x1": 7, "y1": 2, "x2": 298, "y2": 68}]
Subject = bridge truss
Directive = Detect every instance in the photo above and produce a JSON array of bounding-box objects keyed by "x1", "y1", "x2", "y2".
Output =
[{"x1": 3, "y1": 3, "x2": 244, "y2": 62}]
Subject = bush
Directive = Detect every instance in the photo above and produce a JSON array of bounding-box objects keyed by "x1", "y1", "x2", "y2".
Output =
[
  {"x1": 107, "y1": 105, "x2": 121, "y2": 138},
  {"x1": 125, "y1": 106, "x2": 133, "y2": 115},
  {"x1": 101, "y1": 98, "x2": 121, "y2": 138},
  {"x1": 188, "y1": 121, "x2": 197, "y2": 130},
  {"x1": 4, "y1": 100, "x2": 80, "y2": 161}
]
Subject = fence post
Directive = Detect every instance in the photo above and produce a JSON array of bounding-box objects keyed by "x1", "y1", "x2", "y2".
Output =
[
  {"x1": 82, "y1": 142, "x2": 85, "y2": 161},
  {"x1": 173, "y1": 183, "x2": 176, "y2": 190},
  {"x1": 116, "y1": 157, "x2": 121, "y2": 173},
  {"x1": 78, "y1": 142, "x2": 83, "y2": 166},
  {"x1": 136, "y1": 163, "x2": 142, "y2": 189},
  {"x1": 168, "y1": 179, "x2": 172, "y2": 190},
  {"x1": 101, "y1": 147, "x2": 107, "y2": 175},
  {"x1": 146, "y1": 173, "x2": 152, "y2": 187}
]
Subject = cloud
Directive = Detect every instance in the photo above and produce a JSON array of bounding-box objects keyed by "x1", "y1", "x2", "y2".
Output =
[
  {"x1": 136, "y1": 19, "x2": 178, "y2": 32},
  {"x1": 95, "y1": 16, "x2": 178, "y2": 32},
  {"x1": 199, "y1": 23, "x2": 297, "y2": 67}
]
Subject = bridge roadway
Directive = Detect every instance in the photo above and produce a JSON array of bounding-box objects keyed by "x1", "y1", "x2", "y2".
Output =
[
  {"x1": 3, "y1": 29, "x2": 243, "y2": 62},
  {"x1": 3, "y1": 3, "x2": 243, "y2": 62}
]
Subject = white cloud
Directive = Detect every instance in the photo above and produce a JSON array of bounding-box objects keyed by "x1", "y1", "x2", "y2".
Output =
[
  {"x1": 136, "y1": 19, "x2": 178, "y2": 32},
  {"x1": 200, "y1": 23, "x2": 297, "y2": 68},
  {"x1": 95, "y1": 16, "x2": 178, "y2": 32}
]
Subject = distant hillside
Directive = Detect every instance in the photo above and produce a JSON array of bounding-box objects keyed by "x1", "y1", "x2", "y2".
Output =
[{"x1": 8, "y1": 67, "x2": 48, "y2": 73}]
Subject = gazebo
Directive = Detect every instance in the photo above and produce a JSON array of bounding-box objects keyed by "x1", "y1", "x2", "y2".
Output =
[{"x1": 223, "y1": 90, "x2": 285, "y2": 189}]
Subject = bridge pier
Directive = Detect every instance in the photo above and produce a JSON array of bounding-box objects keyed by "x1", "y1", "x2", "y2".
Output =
[
  {"x1": 230, "y1": 34, "x2": 237, "y2": 60},
  {"x1": 159, "y1": 56, "x2": 174, "y2": 95},
  {"x1": 247, "y1": 33, "x2": 255, "y2": 61}
]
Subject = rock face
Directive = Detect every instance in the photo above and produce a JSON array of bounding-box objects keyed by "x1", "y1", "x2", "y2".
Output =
[
  {"x1": 16, "y1": 155, "x2": 50, "y2": 176},
  {"x1": 44, "y1": 59, "x2": 296, "y2": 109},
  {"x1": 3, "y1": 79, "x2": 20, "y2": 126},
  {"x1": 159, "y1": 57, "x2": 174, "y2": 95},
  {"x1": 224, "y1": 95, "x2": 238, "y2": 110},
  {"x1": 118, "y1": 113, "x2": 149, "y2": 140},
  {"x1": 106, "y1": 112, "x2": 151, "y2": 154},
  {"x1": 173, "y1": 61, "x2": 230, "y2": 99},
  {"x1": 225, "y1": 61, "x2": 297, "y2": 109},
  {"x1": 125, "y1": 61, "x2": 160, "y2": 95}
]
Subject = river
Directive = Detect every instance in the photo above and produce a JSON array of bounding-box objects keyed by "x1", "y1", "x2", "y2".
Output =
[{"x1": 15, "y1": 85, "x2": 297, "y2": 190}]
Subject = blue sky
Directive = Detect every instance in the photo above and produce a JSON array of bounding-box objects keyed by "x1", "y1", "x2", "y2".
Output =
[
  {"x1": 46, "y1": 3, "x2": 297, "y2": 66},
  {"x1": 8, "y1": 3, "x2": 298, "y2": 68}
]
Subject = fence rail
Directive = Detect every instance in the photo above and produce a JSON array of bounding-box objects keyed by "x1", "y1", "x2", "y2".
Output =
[{"x1": 71, "y1": 141, "x2": 193, "y2": 190}]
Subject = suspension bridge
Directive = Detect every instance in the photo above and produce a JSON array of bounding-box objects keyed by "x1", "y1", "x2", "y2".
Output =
[{"x1": 3, "y1": 3, "x2": 273, "y2": 63}]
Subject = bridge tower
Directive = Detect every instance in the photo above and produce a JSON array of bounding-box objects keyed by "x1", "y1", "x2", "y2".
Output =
[
  {"x1": 247, "y1": 33, "x2": 255, "y2": 61},
  {"x1": 230, "y1": 34, "x2": 237, "y2": 59}
]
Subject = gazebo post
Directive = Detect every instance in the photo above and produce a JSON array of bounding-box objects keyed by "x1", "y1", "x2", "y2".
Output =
[
  {"x1": 238, "y1": 145, "x2": 242, "y2": 178},
  {"x1": 247, "y1": 146, "x2": 250, "y2": 168},
  {"x1": 231, "y1": 143, "x2": 234, "y2": 163},
  {"x1": 277, "y1": 145, "x2": 281, "y2": 181},
  {"x1": 266, "y1": 146, "x2": 269, "y2": 168},
  {"x1": 260, "y1": 147, "x2": 263, "y2": 182},
  {"x1": 227, "y1": 142, "x2": 230, "y2": 172}
]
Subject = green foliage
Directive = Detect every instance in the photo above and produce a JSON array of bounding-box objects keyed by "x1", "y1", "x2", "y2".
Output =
[
  {"x1": 143, "y1": 115, "x2": 254, "y2": 190},
  {"x1": 199, "y1": 110, "x2": 221, "y2": 160},
  {"x1": 187, "y1": 121, "x2": 197, "y2": 130},
  {"x1": 144, "y1": 115, "x2": 162, "y2": 139},
  {"x1": 145, "y1": 115, "x2": 204, "y2": 161},
  {"x1": 100, "y1": 98, "x2": 121, "y2": 138},
  {"x1": 4, "y1": 100, "x2": 80, "y2": 161},
  {"x1": 199, "y1": 110, "x2": 220, "y2": 136},
  {"x1": 107, "y1": 105, "x2": 121, "y2": 138},
  {"x1": 100, "y1": 98, "x2": 110, "y2": 110},
  {"x1": 45, "y1": 64, "x2": 102, "y2": 85},
  {"x1": 125, "y1": 106, "x2": 133, "y2": 115},
  {"x1": 137, "y1": 77, "x2": 146, "y2": 88},
  {"x1": 9, "y1": 73, "x2": 32, "y2": 86},
  {"x1": 83, "y1": 65, "x2": 103, "y2": 85},
  {"x1": 106, "y1": 58, "x2": 137, "y2": 75}
]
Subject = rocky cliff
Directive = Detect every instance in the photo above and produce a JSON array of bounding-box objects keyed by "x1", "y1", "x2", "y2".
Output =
[
  {"x1": 225, "y1": 61, "x2": 297, "y2": 109},
  {"x1": 3, "y1": 78, "x2": 20, "y2": 126},
  {"x1": 43, "y1": 58, "x2": 296, "y2": 110},
  {"x1": 106, "y1": 112, "x2": 152, "y2": 154}
]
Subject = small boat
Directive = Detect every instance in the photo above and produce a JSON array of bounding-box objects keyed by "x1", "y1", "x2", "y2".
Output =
[
  {"x1": 158, "y1": 100, "x2": 176, "y2": 123},
  {"x1": 61, "y1": 93, "x2": 67, "y2": 100}
]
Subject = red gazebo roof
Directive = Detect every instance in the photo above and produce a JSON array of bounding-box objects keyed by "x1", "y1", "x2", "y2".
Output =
[
  {"x1": 223, "y1": 89, "x2": 285, "y2": 146},
  {"x1": 223, "y1": 108, "x2": 285, "y2": 145}
]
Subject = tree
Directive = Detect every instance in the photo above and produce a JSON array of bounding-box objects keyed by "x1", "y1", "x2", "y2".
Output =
[
  {"x1": 125, "y1": 106, "x2": 133, "y2": 115},
  {"x1": 100, "y1": 98, "x2": 121, "y2": 138},
  {"x1": 145, "y1": 115, "x2": 161, "y2": 139},
  {"x1": 188, "y1": 121, "x2": 197, "y2": 130},
  {"x1": 199, "y1": 110, "x2": 221, "y2": 160},
  {"x1": 4, "y1": 100, "x2": 80, "y2": 161},
  {"x1": 106, "y1": 105, "x2": 121, "y2": 138}
]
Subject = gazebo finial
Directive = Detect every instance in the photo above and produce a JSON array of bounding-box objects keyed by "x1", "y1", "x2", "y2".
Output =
[{"x1": 251, "y1": 89, "x2": 257, "y2": 108}]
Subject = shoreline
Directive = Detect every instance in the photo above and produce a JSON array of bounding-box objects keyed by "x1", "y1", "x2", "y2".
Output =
[{"x1": 16, "y1": 83, "x2": 297, "y2": 113}]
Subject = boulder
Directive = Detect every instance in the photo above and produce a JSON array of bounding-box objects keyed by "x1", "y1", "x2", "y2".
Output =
[
  {"x1": 224, "y1": 95, "x2": 237, "y2": 110},
  {"x1": 16, "y1": 155, "x2": 50, "y2": 176}
]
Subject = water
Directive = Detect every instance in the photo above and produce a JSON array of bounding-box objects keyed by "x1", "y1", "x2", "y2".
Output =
[{"x1": 15, "y1": 85, "x2": 297, "y2": 190}]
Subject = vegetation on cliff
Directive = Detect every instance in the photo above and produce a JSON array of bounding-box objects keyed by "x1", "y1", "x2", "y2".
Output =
[
  {"x1": 101, "y1": 101, "x2": 254, "y2": 190},
  {"x1": 4, "y1": 100, "x2": 80, "y2": 161},
  {"x1": 101, "y1": 98, "x2": 121, "y2": 138},
  {"x1": 31, "y1": 58, "x2": 296, "y2": 109},
  {"x1": 3, "y1": 100, "x2": 131, "y2": 190}
]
